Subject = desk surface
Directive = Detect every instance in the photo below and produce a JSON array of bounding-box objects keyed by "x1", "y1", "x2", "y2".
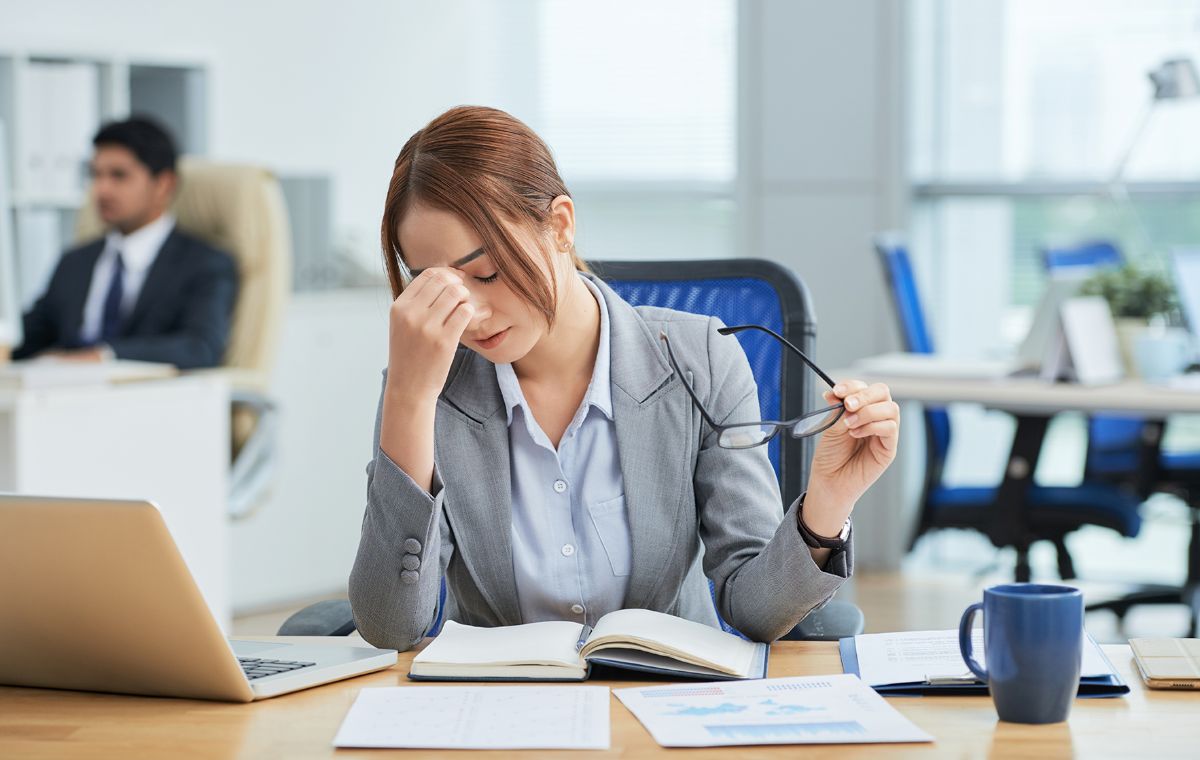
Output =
[
  {"x1": 0, "y1": 639, "x2": 1195, "y2": 759},
  {"x1": 836, "y1": 366, "x2": 1200, "y2": 417}
]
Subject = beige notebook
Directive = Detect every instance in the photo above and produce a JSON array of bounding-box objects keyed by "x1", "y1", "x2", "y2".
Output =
[
  {"x1": 409, "y1": 608, "x2": 768, "y2": 682},
  {"x1": 1129, "y1": 638, "x2": 1200, "y2": 690}
]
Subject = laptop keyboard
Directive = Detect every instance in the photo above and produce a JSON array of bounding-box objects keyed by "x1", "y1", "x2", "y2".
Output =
[{"x1": 238, "y1": 657, "x2": 317, "y2": 680}]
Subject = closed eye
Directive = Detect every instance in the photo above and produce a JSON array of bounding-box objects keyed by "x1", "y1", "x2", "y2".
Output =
[{"x1": 475, "y1": 272, "x2": 499, "y2": 284}]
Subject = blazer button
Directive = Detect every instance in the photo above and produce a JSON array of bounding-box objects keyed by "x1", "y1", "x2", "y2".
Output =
[
  {"x1": 400, "y1": 570, "x2": 419, "y2": 585},
  {"x1": 402, "y1": 554, "x2": 421, "y2": 571},
  {"x1": 403, "y1": 538, "x2": 422, "y2": 554}
]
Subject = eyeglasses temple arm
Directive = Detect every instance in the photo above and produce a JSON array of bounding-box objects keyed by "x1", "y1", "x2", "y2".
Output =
[
  {"x1": 658, "y1": 331, "x2": 724, "y2": 429},
  {"x1": 717, "y1": 324, "x2": 838, "y2": 389}
]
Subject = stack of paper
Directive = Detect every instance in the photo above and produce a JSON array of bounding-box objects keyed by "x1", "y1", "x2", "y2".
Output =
[{"x1": 840, "y1": 629, "x2": 1128, "y2": 697}]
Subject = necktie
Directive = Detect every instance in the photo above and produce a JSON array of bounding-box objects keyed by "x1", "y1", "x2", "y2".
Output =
[{"x1": 99, "y1": 250, "x2": 125, "y2": 343}]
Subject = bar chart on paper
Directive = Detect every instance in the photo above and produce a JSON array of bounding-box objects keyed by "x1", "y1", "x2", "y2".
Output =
[{"x1": 614, "y1": 675, "x2": 931, "y2": 747}]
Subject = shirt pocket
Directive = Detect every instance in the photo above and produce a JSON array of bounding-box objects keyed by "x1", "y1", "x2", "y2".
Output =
[{"x1": 587, "y1": 493, "x2": 632, "y2": 577}]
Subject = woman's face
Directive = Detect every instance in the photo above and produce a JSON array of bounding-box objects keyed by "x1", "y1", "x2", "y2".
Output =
[{"x1": 398, "y1": 202, "x2": 565, "y2": 364}]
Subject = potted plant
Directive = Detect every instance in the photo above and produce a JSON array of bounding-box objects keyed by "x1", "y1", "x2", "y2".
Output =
[{"x1": 1079, "y1": 265, "x2": 1178, "y2": 372}]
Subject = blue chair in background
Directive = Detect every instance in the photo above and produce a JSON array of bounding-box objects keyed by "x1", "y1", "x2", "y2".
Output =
[
  {"x1": 280, "y1": 258, "x2": 865, "y2": 641},
  {"x1": 1041, "y1": 240, "x2": 1122, "y2": 274},
  {"x1": 874, "y1": 237, "x2": 1143, "y2": 582},
  {"x1": 1042, "y1": 241, "x2": 1200, "y2": 634}
]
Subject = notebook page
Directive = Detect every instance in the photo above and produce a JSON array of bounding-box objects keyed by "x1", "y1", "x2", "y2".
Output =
[
  {"x1": 584, "y1": 609, "x2": 757, "y2": 676},
  {"x1": 413, "y1": 620, "x2": 584, "y2": 668}
]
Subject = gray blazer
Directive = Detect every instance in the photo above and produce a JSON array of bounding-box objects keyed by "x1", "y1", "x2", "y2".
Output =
[{"x1": 349, "y1": 274, "x2": 853, "y2": 652}]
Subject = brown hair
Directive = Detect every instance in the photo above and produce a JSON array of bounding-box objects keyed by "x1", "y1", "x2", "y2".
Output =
[{"x1": 380, "y1": 106, "x2": 588, "y2": 324}]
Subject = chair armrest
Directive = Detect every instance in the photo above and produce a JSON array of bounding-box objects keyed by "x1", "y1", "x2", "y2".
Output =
[
  {"x1": 779, "y1": 600, "x2": 865, "y2": 641},
  {"x1": 229, "y1": 386, "x2": 279, "y2": 520},
  {"x1": 277, "y1": 599, "x2": 357, "y2": 636}
]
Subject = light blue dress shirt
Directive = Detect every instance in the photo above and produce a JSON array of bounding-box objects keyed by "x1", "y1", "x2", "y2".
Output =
[{"x1": 496, "y1": 275, "x2": 630, "y2": 627}]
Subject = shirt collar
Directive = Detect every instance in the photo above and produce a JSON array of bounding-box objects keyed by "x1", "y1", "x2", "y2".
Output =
[
  {"x1": 496, "y1": 273, "x2": 614, "y2": 426},
  {"x1": 104, "y1": 213, "x2": 176, "y2": 272}
]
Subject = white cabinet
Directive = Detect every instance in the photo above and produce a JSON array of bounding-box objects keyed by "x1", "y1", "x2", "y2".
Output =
[{"x1": 0, "y1": 374, "x2": 232, "y2": 629}]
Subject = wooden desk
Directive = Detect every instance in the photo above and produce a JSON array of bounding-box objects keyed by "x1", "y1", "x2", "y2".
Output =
[{"x1": 0, "y1": 639, "x2": 1194, "y2": 759}]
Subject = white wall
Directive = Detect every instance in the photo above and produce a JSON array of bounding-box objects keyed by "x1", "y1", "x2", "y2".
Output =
[
  {"x1": 231, "y1": 289, "x2": 389, "y2": 611},
  {"x1": 739, "y1": 0, "x2": 911, "y2": 570},
  {"x1": 0, "y1": 0, "x2": 538, "y2": 271},
  {"x1": 4, "y1": 0, "x2": 914, "y2": 607}
]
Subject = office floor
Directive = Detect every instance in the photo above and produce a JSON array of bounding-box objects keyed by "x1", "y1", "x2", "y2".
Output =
[{"x1": 231, "y1": 570, "x2": 1191, "y2": 644}]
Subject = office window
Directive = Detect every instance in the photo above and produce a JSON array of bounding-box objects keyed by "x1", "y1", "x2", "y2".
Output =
[
  {"x1": 534, "y1": 0, "x2": 737, "y2": 261},
  {"x1": 910, "y1": 0, "x2": 1200, "y2": 355}
]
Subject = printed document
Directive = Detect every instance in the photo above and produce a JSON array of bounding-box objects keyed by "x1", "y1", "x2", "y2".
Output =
[
  {"x1": 332, "y1": 686, "x2": 610, "y2": 750},
  {"x1": 614, "y1": 675, "x2": 931, "y2": 747},
  {"x1": 853, "y1": 629, "x2": 1112, "y2": 687}
]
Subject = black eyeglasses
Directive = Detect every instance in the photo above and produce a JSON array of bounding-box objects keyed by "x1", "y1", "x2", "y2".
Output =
[{"x1": 660, "y1": 324, "x2": 845, "y2": 450}]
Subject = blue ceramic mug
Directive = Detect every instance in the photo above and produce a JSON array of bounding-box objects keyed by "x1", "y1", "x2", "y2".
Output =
[{"x1": 958, "y1": 583, "x2": 1083, "y2": 724}]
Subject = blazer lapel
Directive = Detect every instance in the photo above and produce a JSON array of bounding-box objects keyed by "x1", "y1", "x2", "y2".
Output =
[
  {"x1": 590, "y1": 275, "x2": 695, "y2": 612},
  {"x1": 436, "y1": 350, "x2": 522, "y2": 626},
  {"x1": 122, "y1": 229, "x2": 181, "y2": 334}
]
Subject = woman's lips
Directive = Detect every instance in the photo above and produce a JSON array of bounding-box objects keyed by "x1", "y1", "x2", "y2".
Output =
[{"x1": 477, "y1": 328, "x2": 510, "y2": 350}]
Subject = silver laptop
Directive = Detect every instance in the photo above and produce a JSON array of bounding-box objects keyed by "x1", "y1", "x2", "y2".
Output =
[{"x1": 0, "y1": 495, "x2": 396, "y2": 702}]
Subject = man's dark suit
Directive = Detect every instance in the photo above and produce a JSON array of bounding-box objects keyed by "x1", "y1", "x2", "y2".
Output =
[{"x1": 12, "y1": 227, "x2": 238, "y2": 369}]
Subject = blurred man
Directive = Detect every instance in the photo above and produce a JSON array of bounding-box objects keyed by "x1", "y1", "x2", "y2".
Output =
[{"x1": 13, "y1": 117, "x2": 237, "y2": 369}]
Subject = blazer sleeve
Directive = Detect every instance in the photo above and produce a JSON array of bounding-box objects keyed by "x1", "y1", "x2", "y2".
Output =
[
  {"x1": 107, "y1": 247, "x2": 238, "y2": 369},
  {"x1": 12, "y1": 257, "x2": 70, "y2": 360},
  {"x1": 691, "y1": 317, "x2": 854, "y2": 643},
  {"x1": 348, "y1": 372, "x2": 455, "y2": 652}
]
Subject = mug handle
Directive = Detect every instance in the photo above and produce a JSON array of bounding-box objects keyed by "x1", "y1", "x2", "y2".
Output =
[{"x1": 959, "y1": 602, "x2": 988, "y2": 682}]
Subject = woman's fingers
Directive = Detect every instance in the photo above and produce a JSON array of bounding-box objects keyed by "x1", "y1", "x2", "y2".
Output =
[
  {"x1": 831, "y1": 381, "x2": 892, "y2": 414},
  {"x1": 443, "y1": 300, "x2": 475, "y2": 337},
  {"x1": 405, "y1": 268, "x2": 463, "y2": 310},
  {"x1": 427, "y1": 278, "x2": 471, "y2": 323},
  {"x1": 842, "y1": 399, "x2": 899, "y2": 429},
  {"x1": 847, "y1": 419, "x2": 899, "y2": 440}
]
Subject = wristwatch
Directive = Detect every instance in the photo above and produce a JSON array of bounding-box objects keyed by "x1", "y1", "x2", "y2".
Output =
[{"x1": 796, "y1": 495, "x2": 852, "y2": 550}]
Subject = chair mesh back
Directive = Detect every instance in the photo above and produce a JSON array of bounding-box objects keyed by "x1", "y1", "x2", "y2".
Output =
[
  {"x1": 1042, "y1": 241, "x2": 1122, "y2": 273},
  {"x1": 606, "y1": 277, "x2": 786, "y2": 476}
]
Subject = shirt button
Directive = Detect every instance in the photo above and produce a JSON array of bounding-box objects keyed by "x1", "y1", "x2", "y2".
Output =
[
  {"x1": 561, "y1": 544, "x2": 575, "y2": 557},
  {"x1": 553, "y1": 479, "x2": 567, "y2": 494},
  {"x1": 570, "y1": 604, "x2": 585, "y2": 615}
]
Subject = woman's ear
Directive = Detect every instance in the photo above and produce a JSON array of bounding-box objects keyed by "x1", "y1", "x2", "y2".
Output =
[{"x1": 548, "y1": 195, "x2": 576, "y2": 252}]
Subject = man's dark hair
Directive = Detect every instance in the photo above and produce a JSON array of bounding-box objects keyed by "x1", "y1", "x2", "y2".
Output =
[{"x1": 93, "y1": 116, "x2": 178, "y2": 176}]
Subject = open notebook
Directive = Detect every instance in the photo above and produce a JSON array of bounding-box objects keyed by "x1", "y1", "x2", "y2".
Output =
[{"x1": 409, "y1": 608, "x2": 769, "y2": 682}]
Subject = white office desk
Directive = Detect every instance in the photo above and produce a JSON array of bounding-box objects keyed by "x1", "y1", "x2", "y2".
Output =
[
  {"x1": 839, "y1": 359, "x2": 1200, "y2": 583},
  {"x1": 837, "y1": 370, "x2": 1200, "y2": 418},
  {"x1": 0, "y1": 373, "x2": 231, "y2": 628}
]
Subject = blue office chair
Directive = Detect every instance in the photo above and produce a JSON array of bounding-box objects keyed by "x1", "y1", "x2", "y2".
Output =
[
  {"x1": 1041, "y1": 240, "x2": 1122, "y2": 274},
  {"x1": 280, "y1": 259, "x2": 864, "y2": 641},
  {"x1": 1043, "y1": 241, "x2": 1200, "y2": 634},
  {"x1": 594, "y1": 258, "x2": 861, "y2": 641},
  {"x1": 875, "y1": 237, "x2": 1143, "y2": 582}
]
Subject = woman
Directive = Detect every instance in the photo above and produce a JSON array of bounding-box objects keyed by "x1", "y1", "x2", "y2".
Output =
[{"x1": 350, "y1": 106, "x2": 899, "y2": 652}]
